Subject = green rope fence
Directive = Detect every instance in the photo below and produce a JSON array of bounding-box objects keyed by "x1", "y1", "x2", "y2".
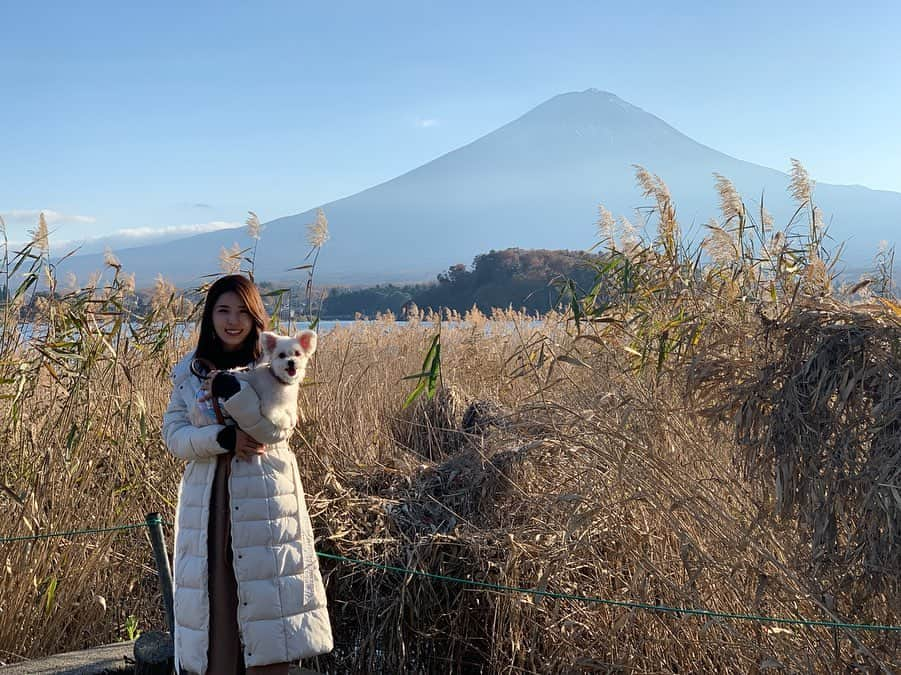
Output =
[
  {"x1": 2, "y1": 521, "x2": 900, "y2": 633},
  {"x1": 317, "y1": 552, "x2": 901, "y2": 633},
  {"x1": 0, "y1": 522, "x2": 151, "y2": 543}
]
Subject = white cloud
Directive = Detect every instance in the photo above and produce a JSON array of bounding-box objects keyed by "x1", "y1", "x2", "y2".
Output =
[
  {"x1": 1, "y1": 208, "x2": 97, "y2": 225},
  {"x1": 110, "y1": 221, "x2": 240, "y2": 240},
  {"x1": 4, "y1": 220, "x2": 244, "y2": 256},
  {"x1": 48, "y1": 220, "x2": 243, "y2": 256},
  {"x1": 416, "y1": 118, "x2": 439, "y2": 128}
]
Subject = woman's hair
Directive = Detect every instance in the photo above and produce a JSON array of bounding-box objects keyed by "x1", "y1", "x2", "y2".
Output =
[{"x1": 194, "y1": 274, "x2": 268, "y2": 369}]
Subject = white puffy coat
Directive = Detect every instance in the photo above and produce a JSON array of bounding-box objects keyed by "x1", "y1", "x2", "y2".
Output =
[{"x1": 162, "y1": 352, "x2": 333, "y2": 673}]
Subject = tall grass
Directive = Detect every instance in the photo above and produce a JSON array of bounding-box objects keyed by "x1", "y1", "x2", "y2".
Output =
[{"x1": 1, "y1": 165, "x2": 899, "y2": 672}]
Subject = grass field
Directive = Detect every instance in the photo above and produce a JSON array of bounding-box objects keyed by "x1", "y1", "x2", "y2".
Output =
[{"x1": 1, "y1": 167, "x2": 899, "y2": 672}]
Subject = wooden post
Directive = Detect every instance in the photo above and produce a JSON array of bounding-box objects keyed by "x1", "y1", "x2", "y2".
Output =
[
  {"x1": 145, "y1": 512, "x2": 175, "y2": 634},
  {"x1": 137, "y1": 513, "x2": 175, "y2": 674}
]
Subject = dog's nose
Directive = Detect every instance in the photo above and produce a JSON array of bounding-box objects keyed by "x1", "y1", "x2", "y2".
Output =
[{"x1": 287, "y1": 360, "x2": 295, "y2": 368}]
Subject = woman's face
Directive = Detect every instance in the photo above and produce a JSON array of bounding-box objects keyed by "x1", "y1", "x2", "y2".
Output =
[{"x1": 212, "y1": 290, "x2": 253, "y2": 352}]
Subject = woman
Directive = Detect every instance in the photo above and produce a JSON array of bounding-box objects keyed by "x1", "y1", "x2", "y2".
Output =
[{"x1": 162, "y1": 274, "x2": 333, "y2": 674}]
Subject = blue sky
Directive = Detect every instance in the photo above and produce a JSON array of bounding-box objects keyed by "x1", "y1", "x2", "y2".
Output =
[{"x1": 2, "y1": 0, "x2": 899, "y2": 247}]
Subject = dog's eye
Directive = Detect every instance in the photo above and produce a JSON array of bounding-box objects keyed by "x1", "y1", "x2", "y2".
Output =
[
  {"x1": 294, "y1": 350, "x2": 301, "y2": 356},
  {"x1": 278, "y1": 352, "x2": 286, "y2": 358}
]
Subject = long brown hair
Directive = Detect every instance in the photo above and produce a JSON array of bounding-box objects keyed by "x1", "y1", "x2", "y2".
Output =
[{"x1": 194, "y1": 274, "x2": 268, "y2": 369}]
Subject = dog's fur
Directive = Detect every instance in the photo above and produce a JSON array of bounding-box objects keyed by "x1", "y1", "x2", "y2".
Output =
[
  {"x1": 191, "y1": 329, "x2": 317, "y2": 431},
  {"x1": 237, "y1": 329, "x2": 317, "y2": 431}
]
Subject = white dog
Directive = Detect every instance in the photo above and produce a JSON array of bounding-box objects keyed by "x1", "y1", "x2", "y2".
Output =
[
  {"x1": 192, "y1": 329, "x2": 317, "y2": 431},
  {"x1": 238, "y1": 329, "x2": 317, "y2": 430}
]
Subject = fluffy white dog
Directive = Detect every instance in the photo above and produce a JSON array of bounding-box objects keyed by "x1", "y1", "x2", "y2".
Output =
[
  {"x1": 192, "y1": 329, "x2": 317, "y2": 431},
  {"x1": 237, "y1": 329, "x2": 317, "y2": 430}
]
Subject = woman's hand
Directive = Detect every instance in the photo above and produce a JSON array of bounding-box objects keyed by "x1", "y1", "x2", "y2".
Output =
[
  {"x1": 234, "y1": 429, "x2": 265, "y2": 461},
  {"x1": 216, "y1": 426, "x2": 265, "y2": 460}
]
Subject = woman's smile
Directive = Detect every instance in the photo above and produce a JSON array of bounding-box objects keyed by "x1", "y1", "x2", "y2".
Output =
[{"x1": 212, "y1": 291, "x2": 253, "y2": 351}]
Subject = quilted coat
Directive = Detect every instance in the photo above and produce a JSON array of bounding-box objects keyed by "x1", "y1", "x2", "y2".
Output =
[{"x1": 162, "y1": 352, "x2": 333, "y2": 673}]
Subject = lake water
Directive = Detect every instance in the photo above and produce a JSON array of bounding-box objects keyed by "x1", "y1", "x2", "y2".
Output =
[
  {"x1": 12, "y1": 318, "x2": 538, "y2": 346},
  {"x1": 12, "y1": 319, "x2": 360, "y2": 344}
]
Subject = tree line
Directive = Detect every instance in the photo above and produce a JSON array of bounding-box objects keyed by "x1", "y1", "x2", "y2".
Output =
[
  {"x1": 6, "y1": 248, "x2": 602, "y2": 323},
  {"x1": 320, "y1": 247, "x2": 601, "y2": 318}
]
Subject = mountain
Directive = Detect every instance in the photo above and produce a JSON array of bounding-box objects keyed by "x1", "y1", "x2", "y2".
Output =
[{"x1": 57, "y1": 89, "x2": 901, "y2": 286}]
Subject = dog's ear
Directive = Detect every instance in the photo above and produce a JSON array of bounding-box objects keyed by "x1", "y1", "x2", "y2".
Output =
[
  {"x1": 296, "y1": 329, "x2": 317, "y2": 355},
  {"x1": 260, "y1": 331, "x2": 279, "y2": 355}
]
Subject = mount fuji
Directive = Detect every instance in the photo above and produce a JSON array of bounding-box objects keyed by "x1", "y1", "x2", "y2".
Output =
[{"x1": 57, "y1": 89, "x2": 901, "y2": 286}]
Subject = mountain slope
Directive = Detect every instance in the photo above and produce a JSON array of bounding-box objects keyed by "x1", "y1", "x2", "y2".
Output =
[{"x1": 59, "y1": 89, "x2": 901, "y2": 286}]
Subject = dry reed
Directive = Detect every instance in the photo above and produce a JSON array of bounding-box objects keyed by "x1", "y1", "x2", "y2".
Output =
[{"x1": 1, "y1": 167, "x2": 899, "y2": 672}]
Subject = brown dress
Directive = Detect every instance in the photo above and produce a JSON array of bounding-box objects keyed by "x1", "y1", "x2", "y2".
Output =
[{"x1": 207, "y1": 453, "x2": 290, "y2": 675}]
